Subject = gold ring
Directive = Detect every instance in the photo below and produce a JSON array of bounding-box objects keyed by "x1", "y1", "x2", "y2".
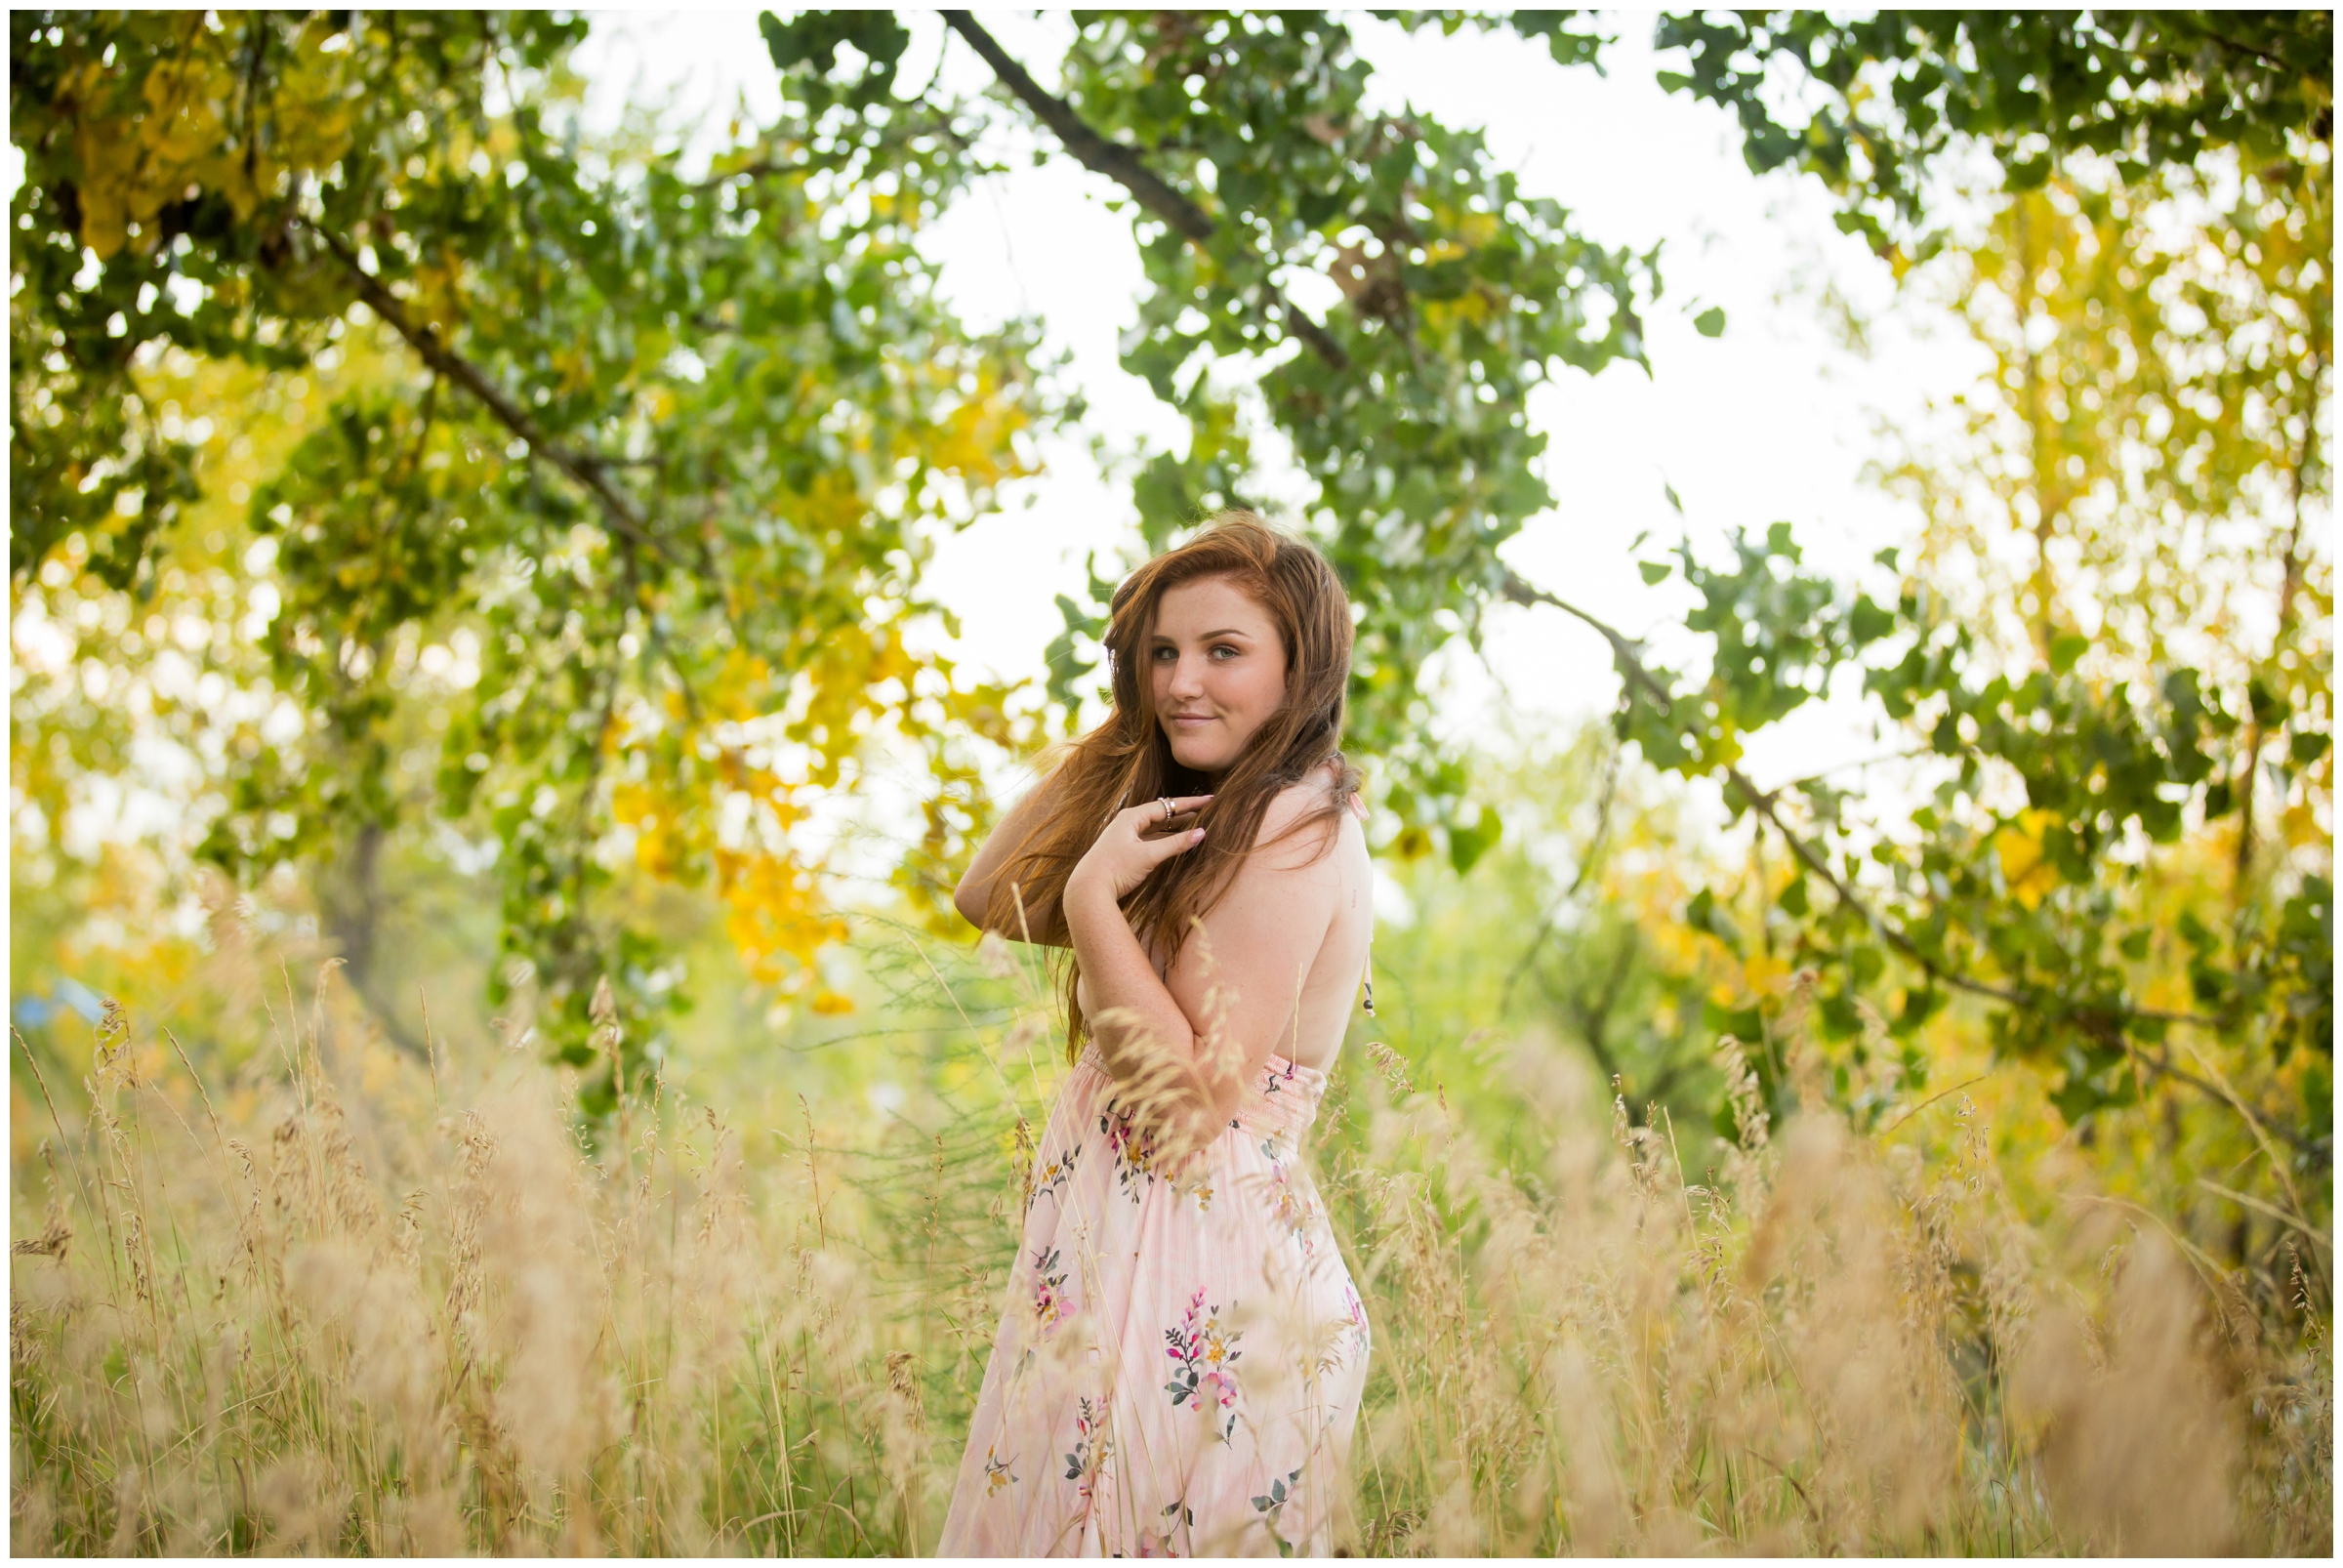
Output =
[{"x1": 1159, "y1": 796, "x2": 1174, "y2": 824}]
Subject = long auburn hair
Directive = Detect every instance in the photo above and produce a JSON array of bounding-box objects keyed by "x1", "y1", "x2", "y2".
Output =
[{"x1": 985, "y1": 511, "x2": 1361, "y2": 1060}]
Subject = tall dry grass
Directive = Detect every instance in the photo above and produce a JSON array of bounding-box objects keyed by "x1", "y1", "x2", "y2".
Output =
[
  {"x1": 9, "y1": 951, "x2": 2331, "y2": 1554},
  {"x1": 11, "y1": 965, "x2": 946, "y2": 1555},
  {"x1": 1326, "y1": 1019, "x2": 2330, "y2": 1554}
]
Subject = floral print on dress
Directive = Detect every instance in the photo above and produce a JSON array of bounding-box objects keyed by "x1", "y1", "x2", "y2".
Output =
[
  {"x1": 1099, "y1": 1100, "x2": 1164, "y2": 1201},
  {"x1": 1164, "y1": 1286, "x2": 1244, "y2": 1442},
  {"x1": 1028, "y1": 1244, "x2": 1072, "y2": 1337},
  {"x1": 940, "y1": 1044, "x2": 1370, "y2": 1556},
  {"x1": 1251, "y1": 1465, "x2": 1304, "y2": 1536},
  {"x1": 1063, "y1": 1396, "x2": 1109, "y2": 1502},
  {"x1": 1152, "y1": 1497, "x2": 1197, "y2": 1557},
  {"x1": 1026, "y1": 1138, "x2": 1082, "y2": 1215}
]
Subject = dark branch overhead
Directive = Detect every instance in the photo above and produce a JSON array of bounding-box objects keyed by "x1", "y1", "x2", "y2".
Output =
[
  {"x1": 938, "y1": 10, "x2": 1353, "y2": 374},
  {"x1": 939, "y1": 11, "x2": 1212, "y2": 245},
  {"x1": 308, "y1": 221, "x2": 681, "y2": 568}
]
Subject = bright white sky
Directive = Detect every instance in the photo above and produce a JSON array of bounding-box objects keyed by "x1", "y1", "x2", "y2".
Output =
[{"x1": 572, "y1": 7, "x2": 1991, "y2": 813}]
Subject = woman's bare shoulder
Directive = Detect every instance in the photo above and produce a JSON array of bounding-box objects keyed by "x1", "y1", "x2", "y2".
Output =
[
  {"x1": 1194, "y1": 774, "x2": 1366, "y2": 971},
  {"x1": 1245, "y1": 771, "x2": 1358, "y2": 874}
]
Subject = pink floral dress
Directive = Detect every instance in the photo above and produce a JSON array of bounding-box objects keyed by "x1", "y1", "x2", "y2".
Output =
[{"x1": 938, "y1": 1043, "x2": 1371, "y2": 1556}]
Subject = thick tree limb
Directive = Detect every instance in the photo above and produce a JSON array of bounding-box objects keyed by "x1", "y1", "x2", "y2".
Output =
[
  {"x1": 940, "y1": 12, "x2": 1209, "y2": 242},
  {"x1": 2233, "y1": 343, "x2": 2322, "y2": 899},
  {"x1": 1502, "y1": 569, "x2": 2326, "y2": 1155},
  {"x1": 938, "y1": 10, "x2": 1354, "y2": 374},
  {"x1": 307, "y1": 222, "x2": 683, "y2": 567}
]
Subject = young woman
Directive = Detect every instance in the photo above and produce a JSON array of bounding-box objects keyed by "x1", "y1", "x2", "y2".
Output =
[{"x1": 937, "y1": 513, "x2": 1376, "y2": 1557}]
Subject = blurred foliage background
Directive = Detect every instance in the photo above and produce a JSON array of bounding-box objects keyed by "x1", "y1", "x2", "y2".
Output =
[{"x1": 7, "y1": 8, "x2": 2333, "y2": 1552}]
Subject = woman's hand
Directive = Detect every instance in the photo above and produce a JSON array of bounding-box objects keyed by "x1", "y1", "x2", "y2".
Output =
[{"x1": 1065, "y1": 794, "x2": 1215, "y2": 910}]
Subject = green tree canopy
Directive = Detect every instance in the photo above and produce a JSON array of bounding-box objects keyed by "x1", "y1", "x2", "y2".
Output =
[
  {"x1": 10, "y1": 9, "x2": 2330, "y2": 1161},
  {"x1": 12, "y1": 10, "x2": 1049, "y2": 1095},
  {"x1": 1654, "y1": 9, "x2": 2333, "y2": 255}
]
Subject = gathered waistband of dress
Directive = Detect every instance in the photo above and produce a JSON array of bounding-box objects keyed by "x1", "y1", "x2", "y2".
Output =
[{"x1": 1072, "y1": 1042, "x2": 1327, "y2": 1140}]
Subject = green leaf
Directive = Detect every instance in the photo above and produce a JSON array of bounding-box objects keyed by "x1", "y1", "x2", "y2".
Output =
[
  {"x1": 2248, "y1": 678, "x2": 2290, "y2": 728},
  {"x1": 2050, "y1": 1072, "x2": 2107, "y2": 1124},
  {"x1": 1448, "y1": 806, "x2": 1502, "y2": 875},
  {"x1": 1820, "y1": 992, "x2": 1862, "y2": 1040},
  {"x1": 2048, "y1": 633, "x2": 2090, "y2": 674},
  {"x1": 1847, "y1": 594, "x2": 1897, "y2": 645},
  {"x1": 1686, "y1": 887, "x2": 1743, "y2": 954},
  {"x1": 2002, "y1": 153, "x2": 2052, "y2": 191},
  {"x1": 760, "y1": 9, "x2": 909, "y2": 86},
  {"x1": 1890, "y1": 986, "x2": 1944, "y2": 1038},
  {"x1": 1703, "y1": 998, "x2": 1765, "y2": 1041},
  {"x1": 1295, "y1": 189, "x2": 1345, "y2": 228},
  {"x1": 1638, "y1": 560, "x2": 1673, "y2": 585},
  {"x1": 1686, "y1": 886, "x2": 1715, "y2": 931},
  {"x1": 1693, "y1": 306, "x2": 1727, "y2": 338}
]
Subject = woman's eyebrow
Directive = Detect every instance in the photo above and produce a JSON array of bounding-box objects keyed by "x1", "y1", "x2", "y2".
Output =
[{"x1": 1151, "y1": 627, "x2": 1255, "y2": 642}]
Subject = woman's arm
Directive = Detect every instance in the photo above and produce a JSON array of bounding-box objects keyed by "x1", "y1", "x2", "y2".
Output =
[
  {"x1": 1064, "y1": 788, "x2": 1342, "y2": 1133},
  {"x1": 952, "y1": 764, "x2": 1081, "y2": 943}
]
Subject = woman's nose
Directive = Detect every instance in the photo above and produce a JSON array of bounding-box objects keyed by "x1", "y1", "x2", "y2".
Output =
[{"x1": 1166, "y1": 653, "x2": 1206, "y2": 697}]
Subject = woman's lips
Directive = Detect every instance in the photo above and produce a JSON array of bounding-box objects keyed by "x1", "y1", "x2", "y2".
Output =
[{"x1": 1169, "y1": 712, "x2": 1214, "y2": 725}]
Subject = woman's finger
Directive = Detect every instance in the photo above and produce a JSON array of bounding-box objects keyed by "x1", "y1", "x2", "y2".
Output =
[
  {"x1": 1122, "y1": 794, "x2": 1215, "y2": 831},
  {"x1": 1142, "y1": 826, "x2": 1206, "y2": 863}
]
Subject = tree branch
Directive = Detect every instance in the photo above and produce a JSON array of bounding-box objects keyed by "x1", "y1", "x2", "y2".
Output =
[
  {"x1": 1497, "y1": 568, "x2": 2233, "y2": 1031},
  {"x1": 2235, "y1": 343, "x2": 2322, "y2": 900},
  {"x1": 938, "y1": 10, "x2": 1353, "y2": 374},
  {"x1": 306, "y1": 221, "x2": 685, "y2": 568},
  {"x1": 1500, "y1": 568, "x2": 2328, "y2": 1157},
  {"x1": 2187, "y1": 23, "x2": 2295, "y2": 76}
]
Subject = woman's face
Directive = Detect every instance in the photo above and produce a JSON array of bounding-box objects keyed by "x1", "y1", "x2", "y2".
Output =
[{"x1": 1148, "y1": 574, "x2": 1288, "y2": 774}]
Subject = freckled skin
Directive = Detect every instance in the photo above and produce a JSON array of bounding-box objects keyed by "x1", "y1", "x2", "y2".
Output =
[{"x1": 1148, "y1": 575, "x2": 1289, "y2": 775}]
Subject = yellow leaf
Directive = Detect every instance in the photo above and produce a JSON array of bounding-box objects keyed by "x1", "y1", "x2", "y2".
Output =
[
  {"x1": 1741, "y1": 950, "x2": 1791, "y2": 999},
  {"x1": 1993, "y1": 809, "x2": 2061, "y2": 910},
  {"x1": 611, "y1": 782, "x2": 656, "y2": 826}
]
